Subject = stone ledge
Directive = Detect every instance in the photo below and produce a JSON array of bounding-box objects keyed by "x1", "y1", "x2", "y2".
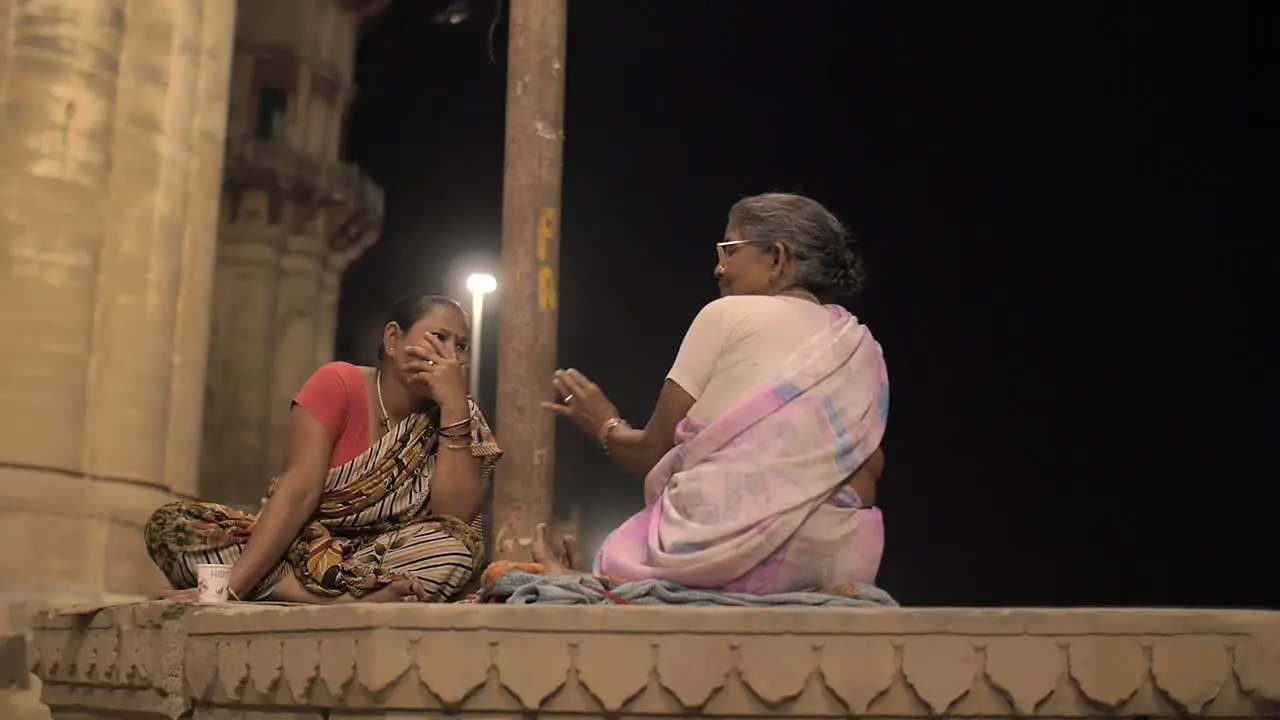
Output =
[{"x1": 28, "y1": 603, "x2": 1280, "y2": 718}]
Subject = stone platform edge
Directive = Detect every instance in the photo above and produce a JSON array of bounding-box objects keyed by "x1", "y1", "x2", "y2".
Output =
[{"x1": 27, "y1": 603, "x2": 1280, "y2": 718}]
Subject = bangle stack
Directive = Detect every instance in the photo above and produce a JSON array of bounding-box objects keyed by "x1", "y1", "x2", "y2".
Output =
[
  {"x1": 437, "y1": 415, "x2": 473, "y2": 451},
  {"x1": 438, "y1": 415, "x2": 472, "y2": 439}
]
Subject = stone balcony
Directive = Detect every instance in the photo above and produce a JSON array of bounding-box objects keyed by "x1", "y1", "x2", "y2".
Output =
[
  {"x1": 26, "y1": 603, "x2": 1280, "y2": 718},
  {"x1": 222, "y1": 138, "x2": 384, "y2": 255}
]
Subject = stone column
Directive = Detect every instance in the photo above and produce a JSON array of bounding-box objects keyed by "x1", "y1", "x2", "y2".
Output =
[
  {"x1": 200, "y1": 228, "x2": 285, "y2": 507},
  {"x1": 164, "y1": 2, "x2": 239, "y2": 503},
  {"x1": 0, "y1": 0, "x2": 235, "y2": 715},
  {"x1": 265, "y1": 233, "x2": 327, "y2": 478},
  {"x1": 0, "y1": 0, "x2": 235, "y2": 605},
  {"x1": 315, "y1": 255, "x2": 345, "y2": 367}
]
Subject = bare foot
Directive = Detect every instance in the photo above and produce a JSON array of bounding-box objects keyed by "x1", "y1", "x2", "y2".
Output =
[
  {"x1": 153, "y1": 587, "x2": 201, "y2": 602},
  {"x1": 560, "y1": 533, "x2": 581, "y2": 571},
  {"x1": 361, "y1": 578, "x2": 430, "y2": 603},
  {"x1": 531, "y1": 523, "x2": 581, "y2": 575}
]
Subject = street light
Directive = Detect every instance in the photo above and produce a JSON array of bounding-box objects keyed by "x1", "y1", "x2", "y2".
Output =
[{"x1": 465, "y1": 272, "x2": 497, "y2": 405}]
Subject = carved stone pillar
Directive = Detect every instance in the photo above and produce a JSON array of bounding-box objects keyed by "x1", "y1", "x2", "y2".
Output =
[
  {"x1": 0, "y1": 0, "x2": 236, "y2": 714},
  {"x1": 315, "y1": 255, "x2": 346, "y2": 367},
  {"x1": 164, "y1": 1, "x2": 242, "y2": 503},
  {"x1": 0, "y1": 0, "x2": 235, "y2": 601},
  {"x1": 201, "y1": 227, "x2": 285, "y2": 507},
  {"x1": 265, "y1": 233, "x2": 328, "y2": 477}
]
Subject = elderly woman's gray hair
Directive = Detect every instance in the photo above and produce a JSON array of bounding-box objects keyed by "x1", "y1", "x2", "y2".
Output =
[{"x1": 728, "y1": 192, "x2": 866, "y2": 300}]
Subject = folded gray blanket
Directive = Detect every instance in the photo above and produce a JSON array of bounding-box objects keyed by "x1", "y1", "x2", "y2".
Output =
[{"x1": 478, "y1": 570, "x2": 898, "y2": 607}]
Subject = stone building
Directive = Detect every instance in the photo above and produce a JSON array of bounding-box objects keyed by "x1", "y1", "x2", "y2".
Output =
[
  {"x1": 0, "y1": 0, "x2": 385, "y2": 716},
  {"x1": 200, "y1": 0, "x2": 384, "y2": 509},
  {"x1": 3, "y1": 2, "x2": 1276, "y2": 719}
]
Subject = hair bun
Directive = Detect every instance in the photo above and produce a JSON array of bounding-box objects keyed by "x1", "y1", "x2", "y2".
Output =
[{"x1": 830, "y1": 246, "x2": 866, "y2": 296}]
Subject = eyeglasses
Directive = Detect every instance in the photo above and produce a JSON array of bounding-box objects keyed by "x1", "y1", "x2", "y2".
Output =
[
  {"x1": 718, "y1": 238, "x2": 775, "y2": 264},
  {"x1": 716, "y1": 239, "x2": 753, "y2": 262}
]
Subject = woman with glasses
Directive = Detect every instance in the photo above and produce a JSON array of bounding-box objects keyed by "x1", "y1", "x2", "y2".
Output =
[{"x1": 538, "y1": 192, "x2": 889, "y2": 595}]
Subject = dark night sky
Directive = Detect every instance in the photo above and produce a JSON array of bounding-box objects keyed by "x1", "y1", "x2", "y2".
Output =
[{"x1": 337, "y1": 2, "x2": 1263, "y2": 608}]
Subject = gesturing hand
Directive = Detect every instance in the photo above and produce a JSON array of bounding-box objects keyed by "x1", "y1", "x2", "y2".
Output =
[
  {"x1": 540, "y1": 368, "x2": 620, "y2": 442},
  {"x1": 403, "y1": 334, "x2": 468, "y2": 409}
]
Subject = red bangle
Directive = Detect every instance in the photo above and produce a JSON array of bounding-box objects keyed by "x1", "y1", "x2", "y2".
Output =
[{"x1": 598, "y1": 417, "x2": 628, "y2": 455}]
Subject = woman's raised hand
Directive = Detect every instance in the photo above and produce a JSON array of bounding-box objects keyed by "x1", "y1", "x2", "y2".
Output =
[
  {"x1": 403, "y1": 334, "x2": 468, "y2": 408},
  {"x1": 541, "y1": 368, "x2": 620, "y2": 442}
]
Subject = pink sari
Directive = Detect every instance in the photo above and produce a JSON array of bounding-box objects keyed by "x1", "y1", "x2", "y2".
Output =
[{"x1": 595, "y1": 305, "x2": 889, "y2": 593}]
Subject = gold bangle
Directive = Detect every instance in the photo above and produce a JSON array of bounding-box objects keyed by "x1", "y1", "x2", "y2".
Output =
[
  {"x1": 439, "y1": 416, "x2": 473, "y2": 431},
  {"x1": 598, "y1": 417, "x2": 628, "y2": 455},
  {"x1": 438, "y1": 427, "x2": 471, "y2": 439},
  {"x1": 442, "y1": 442, "x2": 470, "y2": 451}
]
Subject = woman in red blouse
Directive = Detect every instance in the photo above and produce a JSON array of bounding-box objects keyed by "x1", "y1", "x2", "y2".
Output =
[{"x1": 145, "y1": 295, "x2": 501, "y2": 603}]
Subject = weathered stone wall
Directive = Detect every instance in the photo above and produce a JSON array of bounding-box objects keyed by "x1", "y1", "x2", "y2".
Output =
[
  {"x1": 0, "y1": 0, "x2": 236, "y2": 602},
  {"x1": 0, "y1": 1, "x2": 238, "y2": 714},
  {"x1": 29, "y1": 604, "x2": 1280, "y2": 718},
  {"x1": 0, "y1": 0, "x2": 236, "y2": 619}
]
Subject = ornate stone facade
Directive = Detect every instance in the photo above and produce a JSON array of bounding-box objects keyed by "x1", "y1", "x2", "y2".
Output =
[
  {"x1": 202, "y1": 0, "x2": 384, "y2": 508},
  {"x1": 28, "y1": 603, "x2": 1280, "y2": 718}
]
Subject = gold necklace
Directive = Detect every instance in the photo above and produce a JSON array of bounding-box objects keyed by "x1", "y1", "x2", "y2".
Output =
[{"x1": 375, "y1": 369, "x2": 394, "y2": 432}]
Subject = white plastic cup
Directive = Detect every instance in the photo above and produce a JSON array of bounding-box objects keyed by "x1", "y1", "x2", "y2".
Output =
[{"x1": 195, "y1": 564, "x2": 233, "y2": 604}]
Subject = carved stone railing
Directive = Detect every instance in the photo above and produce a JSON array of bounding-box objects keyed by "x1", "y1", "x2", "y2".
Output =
[
  {"x1": 222, "y1": 137, "x2": 385, "y2": 251},
  {"x1": 28, "y1": 603, "x2": 1280, "y2": 718}
]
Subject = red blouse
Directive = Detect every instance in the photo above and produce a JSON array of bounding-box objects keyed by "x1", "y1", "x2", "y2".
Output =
[{"x1": 292, "y1": 362, "x2": 375, "y2": 469}]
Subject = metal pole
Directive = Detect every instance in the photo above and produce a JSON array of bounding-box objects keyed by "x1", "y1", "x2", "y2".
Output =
[
  {"x1": 469, "y1": 289, "x2": 484, "y2": 404},
  {"x1": 492, "y1": 0, "x2": 566, "y2": 561}
]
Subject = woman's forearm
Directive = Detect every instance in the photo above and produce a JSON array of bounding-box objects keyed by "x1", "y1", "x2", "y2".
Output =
[
  {"x1": 229, "y1": 481, "x2": 320, "y2": 598},
  {"x1": 429, "y1": 401, "x2": 485, "y2": 520},
  {"x1": 604, "y1": 425, "x2": 663, "y2": 479}
]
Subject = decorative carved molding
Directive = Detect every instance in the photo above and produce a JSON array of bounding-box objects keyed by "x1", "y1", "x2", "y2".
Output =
[
  {"x1": 222, "y1": 138, "x2": 383, "y2": 251},
  {"x1": 28, "y1": 604, "x2": 1280, "y2": 718}
]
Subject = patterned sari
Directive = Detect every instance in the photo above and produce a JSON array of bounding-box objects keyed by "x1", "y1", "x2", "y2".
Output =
[
  {"x1": 144, "y1": 401, "x2": 502, "y2": 602},
  {"x1": 595, "y1": 305, "x2": 888, "y2": 594}
]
